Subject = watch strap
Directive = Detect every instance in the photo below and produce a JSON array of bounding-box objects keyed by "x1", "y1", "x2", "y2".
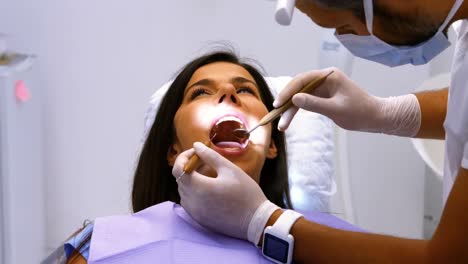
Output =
[
  {"x1": 247, "y1": 200, "x2": 280, "y2": 245},
  {"x1": 271, "y1": 209, "x2": 303, "y2": 235}
]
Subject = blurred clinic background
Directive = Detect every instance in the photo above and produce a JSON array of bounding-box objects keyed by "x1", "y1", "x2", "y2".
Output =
[{"x1": 0, "y1": 1, "x2": 452, "y2": 263}]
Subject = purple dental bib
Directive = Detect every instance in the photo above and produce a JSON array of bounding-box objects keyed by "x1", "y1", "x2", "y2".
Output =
[{"x1": 88, "y1": 202, "x2": 363, "y2": 264}]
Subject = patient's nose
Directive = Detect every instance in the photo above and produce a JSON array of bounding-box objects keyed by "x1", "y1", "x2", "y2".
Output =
[{"x1": 218, "y1": 85, "x2": 240, "y2": 105}]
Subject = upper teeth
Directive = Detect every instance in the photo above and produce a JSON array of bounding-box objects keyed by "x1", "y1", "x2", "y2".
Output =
[{"x1": 216, "y1": 116, "x2": 244, "y2": 126}]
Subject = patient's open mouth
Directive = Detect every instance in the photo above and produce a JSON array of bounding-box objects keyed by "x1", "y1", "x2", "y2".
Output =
[{"x1": 210, "y1": 116, "x2": 248, "y2": 149}]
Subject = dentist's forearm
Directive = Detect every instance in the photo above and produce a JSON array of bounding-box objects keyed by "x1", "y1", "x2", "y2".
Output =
[
  {"x1": 414, "y1": 88, "x2": 448, "y2": 139},
  {"x1": 261, "y1": 209, "x2": 427, "y2": 263},
  {"x1": 289, "y1": 217, "x2": 427, "y2": 263},
  {"x1": 274, "y1": 167, "x2": 468, "y2": 263},
  {"x1": 371, "y1": 88, "x2": 447, "y2": 139}
]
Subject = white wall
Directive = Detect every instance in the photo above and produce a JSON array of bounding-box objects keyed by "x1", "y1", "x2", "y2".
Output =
[
  {"x1": 0, "y1": 58, "x2": 45, "y2": 264},
  {"x1": 0, "y1": 0, "x2": 443, "y2": 260}
]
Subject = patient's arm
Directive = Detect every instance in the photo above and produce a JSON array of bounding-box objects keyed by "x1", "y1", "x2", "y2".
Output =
[
  {"x1": 265, "y1": 166, "x2": 468, "y2": 263},
  {"x1": 415, "y1": 88, "x2": 448, "y2": 139}
]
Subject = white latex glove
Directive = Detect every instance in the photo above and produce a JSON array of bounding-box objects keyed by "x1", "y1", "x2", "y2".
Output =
[
  {"x1": 274, "y1": 67, "x2": 421, "y2": 137},
  {"x1": 172, "y1": 142, "x2": 280, "y2": 245}
]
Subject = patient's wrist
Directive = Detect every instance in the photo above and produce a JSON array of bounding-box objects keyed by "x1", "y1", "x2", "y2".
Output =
[{"x1": 247, "y1": 200, "x2": 280, "y2": 246}]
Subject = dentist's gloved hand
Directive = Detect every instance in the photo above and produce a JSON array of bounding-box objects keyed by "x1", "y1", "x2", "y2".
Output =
[
  {"x1": 274, "y1": 67, "x2": 421, "y2": 137},
  {"x1": 172, "y1": 142, "x2": 280, "y2": 245}
]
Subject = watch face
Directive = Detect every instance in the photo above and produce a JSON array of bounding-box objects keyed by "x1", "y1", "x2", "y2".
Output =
[{"x1": 263, "y1": 233, "x2": 289, "y2": 263}]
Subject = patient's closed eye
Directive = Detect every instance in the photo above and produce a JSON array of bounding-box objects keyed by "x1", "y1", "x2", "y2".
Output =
[
  {"x1": 190, "y1": 86, "x2": 255, "y2": 100},
  {"x1": 237, "y1": 86, "x2": 256, "y2": 95},
  {"x1": 190, "y1": 87, "x2": 210, "y2": 100}
]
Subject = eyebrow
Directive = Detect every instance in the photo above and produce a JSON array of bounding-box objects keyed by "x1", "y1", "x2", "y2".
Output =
[
  {"x1": 231, "y1": 76, "x2": 258, "y2": 88},
  {"x1": 184, "y1": 76, "x2": 258, "y2": 96}
]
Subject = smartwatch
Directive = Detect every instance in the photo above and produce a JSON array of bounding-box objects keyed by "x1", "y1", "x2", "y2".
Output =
[{"x1": 262, "y1": 210, "x2": 303, "y2": 264}]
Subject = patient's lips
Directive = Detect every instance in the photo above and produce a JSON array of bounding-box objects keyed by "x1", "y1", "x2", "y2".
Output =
[{"x1": 210, "y1": 115, "x2": 248, "y2": 150}]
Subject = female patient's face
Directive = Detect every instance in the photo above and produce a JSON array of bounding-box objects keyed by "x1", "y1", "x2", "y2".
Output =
[{"x1": 168, "y1": 62, "x2": 277, "y2": 182}]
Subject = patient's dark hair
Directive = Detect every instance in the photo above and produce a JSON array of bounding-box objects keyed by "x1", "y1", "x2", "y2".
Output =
[{"x1": 132, "y1": 50, "x2": 293, "y2": 212}]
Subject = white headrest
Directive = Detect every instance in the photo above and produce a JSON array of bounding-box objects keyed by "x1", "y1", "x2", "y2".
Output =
[{"x1": 142, "y1": 77, "x2": 336, "y2": 212}]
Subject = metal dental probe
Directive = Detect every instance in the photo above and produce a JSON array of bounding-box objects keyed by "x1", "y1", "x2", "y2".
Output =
[{"x1": 233, "y1": 70, "x2": 334, "y2": 140}]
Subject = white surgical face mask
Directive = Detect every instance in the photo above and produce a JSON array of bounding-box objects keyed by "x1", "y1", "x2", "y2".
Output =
[{"x1": 335, "y1": 0, "x2": 464, "y2": 67}]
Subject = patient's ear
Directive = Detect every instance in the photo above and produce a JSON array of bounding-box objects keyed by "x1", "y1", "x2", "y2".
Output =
[
  {"x1": 266, "y1": 139, "x2": 278, "y2": 159},
  {"x1": 167, "y1": 142, "x2": 182, "y2": 166}
]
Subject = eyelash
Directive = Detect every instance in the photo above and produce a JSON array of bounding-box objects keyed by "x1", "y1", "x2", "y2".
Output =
[
  {"x1": 190, "y1": 88, "x2": 209, "y2": 100},
  {"x1": 237, "y1": 86, "x2": 256, "y2": 95},
  {"x1": 189, "y1": 86, "x2": 256, "y2": 100}
]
